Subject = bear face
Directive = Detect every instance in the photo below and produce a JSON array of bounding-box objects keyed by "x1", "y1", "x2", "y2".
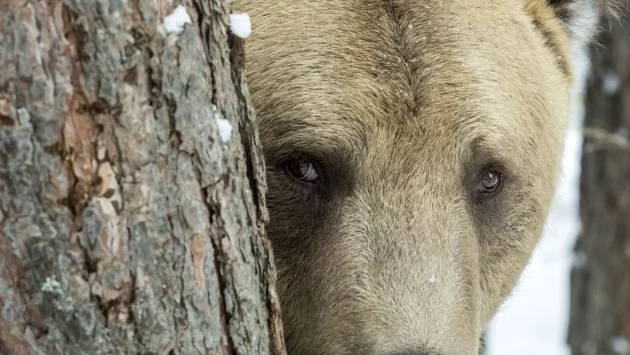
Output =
[{"x1": 231, "y1": 1, "x2": 615, "y2": 354}]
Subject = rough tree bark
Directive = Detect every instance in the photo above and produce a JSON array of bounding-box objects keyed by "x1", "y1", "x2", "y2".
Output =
[
  {"x1": 0, "y1": 1, "x2": 285, "y2": 354},
  {"x1": 568, "y1": 5, "x2": 630, "y2": 355}
]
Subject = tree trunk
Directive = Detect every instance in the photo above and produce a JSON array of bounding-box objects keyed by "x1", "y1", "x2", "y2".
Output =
[
  {"x1": 0, "y1": 1, "x2": 285, "y2": 354},
  {"x1": 568, "y1": 6, "x2": 630, "y2": 355}
]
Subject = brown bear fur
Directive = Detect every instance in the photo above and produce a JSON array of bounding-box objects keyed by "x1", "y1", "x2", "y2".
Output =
[{"x1": 230, "y1": 1, "x2": 620, "y2": 354}]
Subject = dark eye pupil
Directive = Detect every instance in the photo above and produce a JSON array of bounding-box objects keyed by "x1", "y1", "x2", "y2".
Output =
[
  {"x1": 480, "y1": 171, "x2": 501, "y2": 192},
  {"x1": 286, "y1": 158, "x2": 319, "y2": 183}
]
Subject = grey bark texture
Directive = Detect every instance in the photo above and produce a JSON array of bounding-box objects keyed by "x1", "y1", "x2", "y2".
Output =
[
  {"x1": 568, "y1": 6, "x2": 630, "y2": 355},
  {"x1": 0, "y1": 1, "x2": 285, "y2": 355}
]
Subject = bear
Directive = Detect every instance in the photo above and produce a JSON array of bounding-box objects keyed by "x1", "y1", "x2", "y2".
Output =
[{"x1": 230, "y1": 1, "x2": 618, "y2": 354}]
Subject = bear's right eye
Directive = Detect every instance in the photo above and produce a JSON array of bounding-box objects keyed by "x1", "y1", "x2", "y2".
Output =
[
  {"x1": 284, "y1": 158, "x2": 320, "y2": 184},
  {"x1": 477, "y1": 171, "x2": 503, "y2": 195}
]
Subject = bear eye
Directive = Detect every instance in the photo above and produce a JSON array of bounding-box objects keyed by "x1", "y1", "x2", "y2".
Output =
[
  {"x1": 285, "y1": 158, "x2": 320, "y2": 184},
  {"x1": 477, "y1": 171, "x2": 503, "y2": 194}
]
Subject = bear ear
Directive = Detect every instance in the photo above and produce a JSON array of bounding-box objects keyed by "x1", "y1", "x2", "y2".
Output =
[
  {"x1": 540, "y1": 0, "x2": 623, "y2": 42},
  {"x1": 523, "y1": 0, "x2": 622, "y2": 77}
]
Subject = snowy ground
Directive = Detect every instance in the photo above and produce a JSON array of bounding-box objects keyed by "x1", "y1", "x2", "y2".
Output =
[{"x1": 486, "y1": 47, "x2": 590, "y2": 355}]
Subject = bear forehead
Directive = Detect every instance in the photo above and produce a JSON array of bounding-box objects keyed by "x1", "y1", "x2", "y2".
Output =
[{"x1": 247, "y1": 1, "x2": 568, "y2": 158}]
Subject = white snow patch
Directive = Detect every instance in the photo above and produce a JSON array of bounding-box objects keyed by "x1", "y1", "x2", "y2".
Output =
[
  {"x1": 611, "y1": 337, "x2": 630, "y2": 355},
  {"x1": 572, "y1": 251, "x2": 587, "y2": 268},
  {"x1": 428, "y1": 275, "x2": 436, "y2": 284},
  {"x1": 603, "y1": 72, "x2": 620, "y2": 95},
  {"x1": 486, "y1": 42, "x2": 591, "y2": 355},
  {"x1": 216, "y1": 117, "x2": 233, "y2": 142},
  {"x1": 163, "y1": 5, "x2": 192, "y2": 35},
  {"x1": 230, "y1": 13, "x2": 252, "y2": 38}
]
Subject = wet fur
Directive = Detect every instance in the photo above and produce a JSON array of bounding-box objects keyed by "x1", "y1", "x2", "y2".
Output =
[{"x1": 230, "y1": 1, "x2": 619, "y2": 354}]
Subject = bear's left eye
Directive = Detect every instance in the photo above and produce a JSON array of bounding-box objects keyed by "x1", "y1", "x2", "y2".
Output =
[
  {"x1": 477, "y1": 171, "x2": 503, "y2": 195},
  {"x1": 285, "y1": 158, "x2": 320, "y2": 184}
]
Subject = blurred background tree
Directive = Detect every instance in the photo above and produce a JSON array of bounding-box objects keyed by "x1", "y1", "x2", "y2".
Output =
[{"x1": 569, "y1": 4, "x2": 630, "y2": 355}]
